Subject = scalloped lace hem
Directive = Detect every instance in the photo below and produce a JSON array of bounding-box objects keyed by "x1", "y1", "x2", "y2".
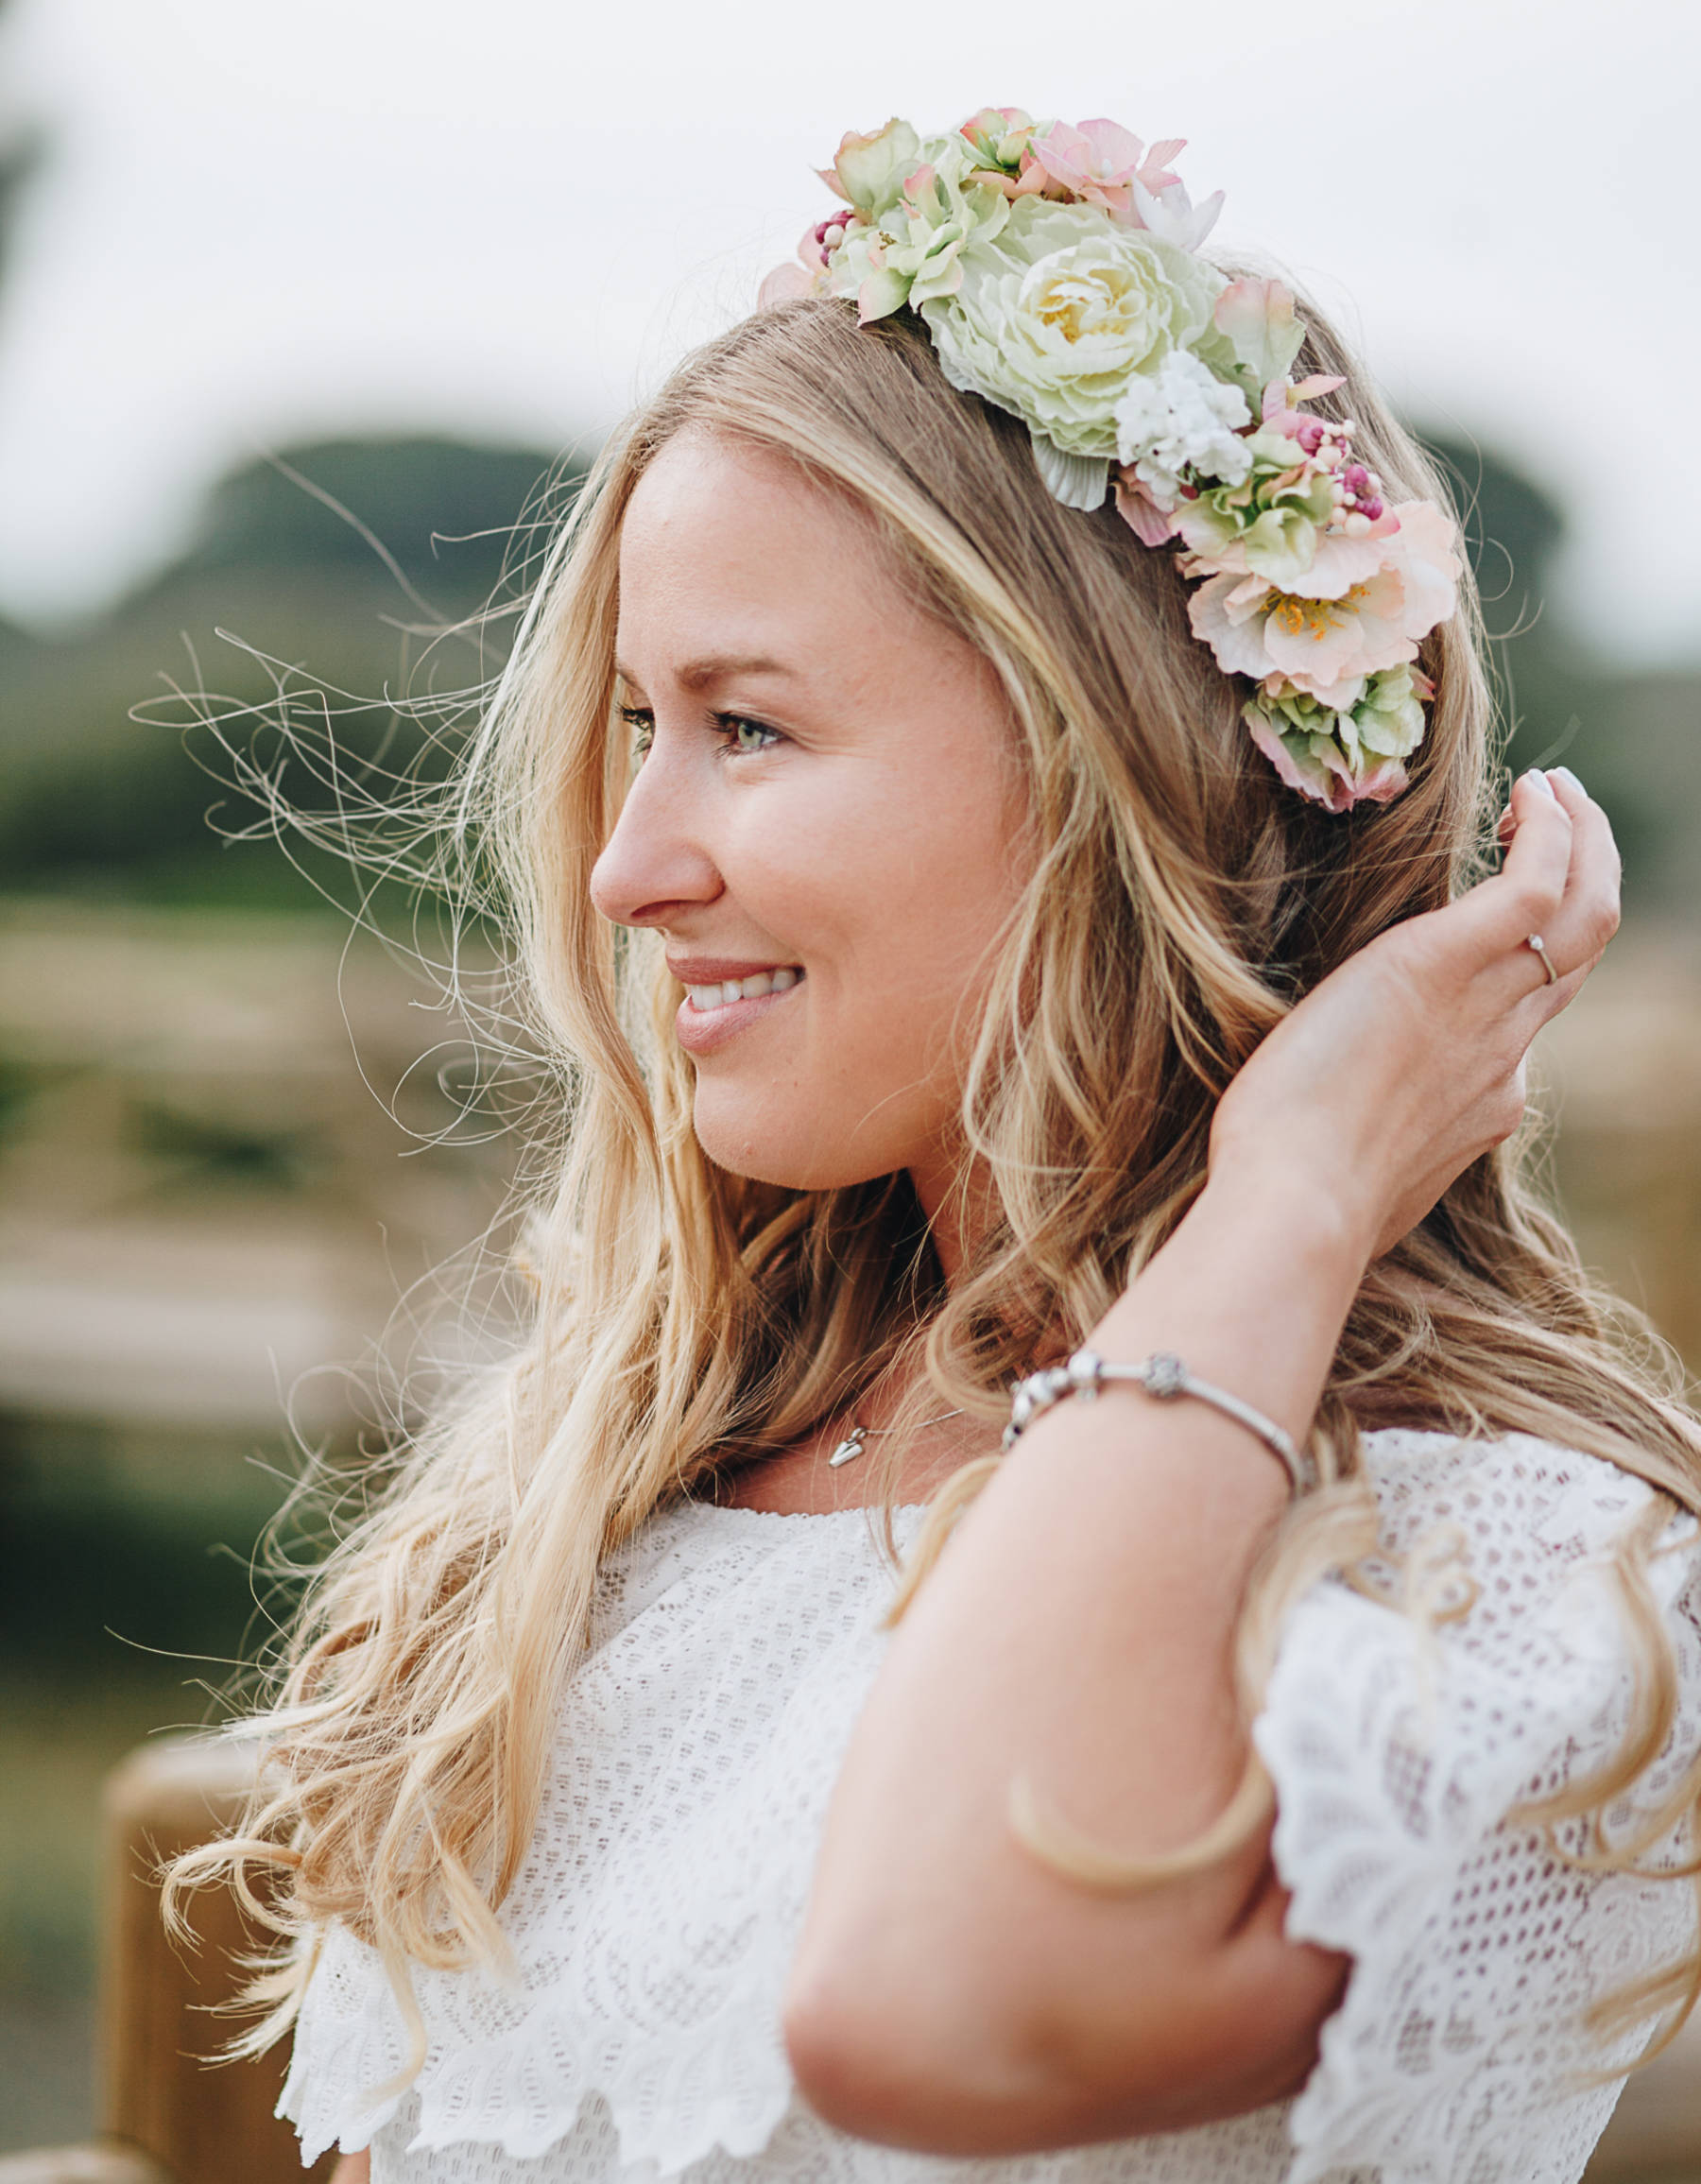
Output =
[
  {"x1": 405, "y1": 2009, "x2": 795, "y2": 2169},
  {"x1": 281, "y1": 1938, "x2": 799, "y2": 2171}
]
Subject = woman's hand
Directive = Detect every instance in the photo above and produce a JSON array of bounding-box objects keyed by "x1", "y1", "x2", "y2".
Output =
[{"x1": 1210, "y1": 767, "x2": 1621, "y2": 1261}]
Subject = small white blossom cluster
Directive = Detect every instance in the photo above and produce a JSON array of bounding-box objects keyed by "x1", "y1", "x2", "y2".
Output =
[{"x1": 1112, "y1": 351, "x2": 1252, "y2": 509}]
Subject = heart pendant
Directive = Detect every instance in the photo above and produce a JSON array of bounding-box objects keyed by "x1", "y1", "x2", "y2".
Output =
[{"x1": 828, "y1": 1427, "x2": 867, "y2": 1469}]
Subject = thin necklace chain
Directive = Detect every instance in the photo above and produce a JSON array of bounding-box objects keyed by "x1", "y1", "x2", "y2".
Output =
[{"x1": 828, "y1": 1405, "x2": 965, "y2": 1469}]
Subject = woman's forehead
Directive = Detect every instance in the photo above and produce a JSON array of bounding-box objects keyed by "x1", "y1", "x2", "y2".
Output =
[
  {"x1": 615, "y1": 442, "x2": 915, "y2": 682},
  {"x1": 620, "y1": 431, "x2": 889, "y2": 581}
]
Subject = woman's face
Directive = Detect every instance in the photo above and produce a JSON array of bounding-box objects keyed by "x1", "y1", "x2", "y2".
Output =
[{"x1": 592, "y1": 431, "x2": 1031, "y2": 1221}]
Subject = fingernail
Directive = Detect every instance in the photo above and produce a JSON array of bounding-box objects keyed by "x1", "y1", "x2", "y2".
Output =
[
  {"x1": 1552, "y1": 765, "x2": 1585, "y2": 794},
  {"x1": 1521, "y1": 767, "x2": 1555, "y2": 798}
]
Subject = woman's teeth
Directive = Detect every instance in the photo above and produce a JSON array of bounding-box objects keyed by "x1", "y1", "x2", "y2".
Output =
[{"x1": 685, "y1": 967, "x2": 803, "y2": 1012}]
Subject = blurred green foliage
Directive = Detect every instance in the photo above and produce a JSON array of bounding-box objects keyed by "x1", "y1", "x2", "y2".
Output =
[
  {"x1": 173, "y1": 435, "x2": 563, "y2": 594},
  {"x1": 0, "y1": 1416, "x2": 290, "y2": 1675},
  {"x1": 0, "y1": 421, "x2": 1693, "y2": 918},
  {"x1": 0, "y1": 435, "x2": 579, "y2": 911},
  {"x1": 0, "y1": 0, "x2": 41, "y2": 305},
  {"x1": 1422, "y1": 431, "x2": 1692, "y2": 904}
]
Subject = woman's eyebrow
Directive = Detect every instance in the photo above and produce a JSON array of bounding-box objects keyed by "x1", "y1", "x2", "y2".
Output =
[{"x1": 614, "y1": 652, "x2": 794, "y2": 695}]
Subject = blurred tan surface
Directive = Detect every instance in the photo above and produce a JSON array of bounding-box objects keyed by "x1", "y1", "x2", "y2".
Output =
[
  {"x1": 1, "y1": 899, "x2": 1695, "y2": 1436},
  {"x1": 0, "y1": 1735, "x2": 329, "y2": 2184},
  {"x1": 0, "y1": 897, "x2": 509, "y2": 1435},
  {"x1": 0, "y1": 2148, "x2": 169, "y2": 2183},
  {"x1": 1589, "y1": 2001, "x2": 1701, "y2": 2177},
  {"x1": 1539, "y1": 925, "x2": 1701, "y2": 1368}
]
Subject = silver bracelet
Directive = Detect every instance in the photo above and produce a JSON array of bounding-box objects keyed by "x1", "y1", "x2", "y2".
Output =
[{"x1": 1003, "y1": 1348, "x2": 1315, "y2": 1496}]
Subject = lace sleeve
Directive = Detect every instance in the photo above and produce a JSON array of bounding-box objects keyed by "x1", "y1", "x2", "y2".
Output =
[{"x1": 1255, "y1": 1430, "x2": 1701, "y2": 2184}]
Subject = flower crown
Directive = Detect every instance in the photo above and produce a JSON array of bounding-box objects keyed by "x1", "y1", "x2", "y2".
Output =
[{"x1": 760, "y1": 110, "x2": 1464, "y2": 813}]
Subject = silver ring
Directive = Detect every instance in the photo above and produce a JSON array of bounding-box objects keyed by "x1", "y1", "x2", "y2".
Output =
[{"x1": 1525, "y1": 934, "x2": 1558, "y2": 987}]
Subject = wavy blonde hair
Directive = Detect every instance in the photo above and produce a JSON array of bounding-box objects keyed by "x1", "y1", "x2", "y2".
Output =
[{"x1": 169, "y1": 291, "x2": 1701, "y2": 2069}]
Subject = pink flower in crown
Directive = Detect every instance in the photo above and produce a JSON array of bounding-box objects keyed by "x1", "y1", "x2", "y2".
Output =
[
  {"x1": 959, "y1": 106, "x2": 1041, "y2": 174},
  {"x1": 1114, "y1": 469, "x2": 1178, "y2": 547},
  {"x1": 1187, "y1": 500, "x2": 1462, "y2": 707},
  {"x1": 1246, "y1": 714, "x2": 1414, "y2": 813},
  {"x1": 757, "y1": 207, "x2": 864, "y2": 313},
  {"x1": 808, "y1": 209, "x2": 857, "y2": 265},
  {"x1": 757, "y1": 252, "x2": 816, "y2": 311},
  {"x1": 1244, "y1": 665, "x2": 1435, "y2": 813},
  {"x1": 758, "y1": 212, "x2": 850, "y2": 311},
  {"x1": 1028, "y1": 119, "x2": 1183, "y2": 222}
]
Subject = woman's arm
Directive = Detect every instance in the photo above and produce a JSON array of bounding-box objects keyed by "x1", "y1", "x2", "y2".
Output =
[
  {"x1": 330, "y1": 2155, "x2": 369, "y2": 2184},
  {"x1": 784, "y1": 769, "x2": 1621, "y2": 2152},
  {"x1": 787, "y1": 1168, "x2": 1361, "y2": 2151}
]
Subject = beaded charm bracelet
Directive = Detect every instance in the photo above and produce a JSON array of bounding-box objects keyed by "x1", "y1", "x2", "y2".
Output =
[{"x1": 1004, "y1": 1347, "x2": 1315, "y2": 1496}]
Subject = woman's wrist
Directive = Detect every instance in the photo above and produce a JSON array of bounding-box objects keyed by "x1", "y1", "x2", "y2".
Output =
[
  {"x1": 1066, "y1": 1157, "x2": 1371, "y2": 1474},
  {"x1": 1195, "y1": 1149, "x2": 1380, "y2": 1289}
]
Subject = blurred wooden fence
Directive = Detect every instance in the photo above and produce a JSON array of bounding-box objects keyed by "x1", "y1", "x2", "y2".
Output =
[
  {"x1": 0, "y1": 904, "x2": 1693, "y2": 1447},
  {"x1": 0, "y1": 1739, "x2": 332, "y2": 2184},
  {"x1": 0, "y1": 900, "x2": 509, "y2": 1440}
]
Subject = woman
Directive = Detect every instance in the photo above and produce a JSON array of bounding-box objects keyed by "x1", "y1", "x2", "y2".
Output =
[{"x1": 175, "y1": 110, "x2": 1701, "y2": 2184}]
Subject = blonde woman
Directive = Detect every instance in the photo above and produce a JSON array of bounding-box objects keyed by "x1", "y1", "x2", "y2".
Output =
[{"x1": 178, "y1": 111, "x2": 1701, "y2": 2184}]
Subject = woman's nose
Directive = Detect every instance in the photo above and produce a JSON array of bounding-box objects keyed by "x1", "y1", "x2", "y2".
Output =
[{"x1": 589, "y1": 739, "x2": 723, "y2": 929}]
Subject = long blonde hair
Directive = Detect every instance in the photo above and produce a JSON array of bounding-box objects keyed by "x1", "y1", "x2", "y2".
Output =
[{"x1": 170, "y1": 292, "x2": 1701, "y2": 2063}]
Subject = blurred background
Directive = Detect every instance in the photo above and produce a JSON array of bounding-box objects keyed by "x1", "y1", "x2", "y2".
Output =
[{"x1": 0, "y1": 0, "x2": 1696, "y2": 2152}]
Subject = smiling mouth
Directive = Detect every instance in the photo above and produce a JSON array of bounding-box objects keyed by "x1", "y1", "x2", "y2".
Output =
[{"x1": 683, "y1": 968, "x2": 804, "y2": 1013}]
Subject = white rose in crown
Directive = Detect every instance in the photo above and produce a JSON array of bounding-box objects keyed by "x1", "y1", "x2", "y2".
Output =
[{"x1": 919, "y1": 198, "x2": 1226, "y2": 507}]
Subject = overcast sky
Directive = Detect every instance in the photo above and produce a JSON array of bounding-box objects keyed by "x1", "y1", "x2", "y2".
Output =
[{"x1": 0, "y1": 0, "x2": 1694, "y2": 662}]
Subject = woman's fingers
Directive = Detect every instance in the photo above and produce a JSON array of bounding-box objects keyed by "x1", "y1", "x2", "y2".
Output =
[
  {"x1": 1463, "y1": 768, "x2": 1619, "y2": 1003},
  {"x1": 1481, "y1": 774, "x2": 1618, "y2": 1058},
  {"x1": 1455, "y1": 770, "x2": 1575, "y2": 978},
  {"x1": 1538, "y1": 768, "x2": 1622, "y2": 977},
  {"x1": 1225, "y1": 764, "x2": 1619, "y2": 1251},
  {"x1": 1502, "y1": 772, "x2": 1620, "y2": 1020}
]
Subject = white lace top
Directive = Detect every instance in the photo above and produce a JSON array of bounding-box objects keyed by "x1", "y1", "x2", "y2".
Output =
[{"x1": 282, "y1": 1430, "x2": 1701, "y2": 2184}]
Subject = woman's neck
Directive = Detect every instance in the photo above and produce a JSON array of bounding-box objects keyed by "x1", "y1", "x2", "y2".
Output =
[{"x1": 908, "y1": 1149, "x2": 999, "y2": 1293}]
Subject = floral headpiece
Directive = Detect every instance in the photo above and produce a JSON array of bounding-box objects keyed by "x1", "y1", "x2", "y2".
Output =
[{"x1": 761, "y1": 109, "x2": 1463, "y2": 813}]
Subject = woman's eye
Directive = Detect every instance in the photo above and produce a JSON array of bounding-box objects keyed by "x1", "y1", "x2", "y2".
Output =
[
  {"x1": 617, "y1": 706, "x2": 781, "y2": 763},
  {"x1": 719, "y1": 714, "x2": 782, "y2": 756}
]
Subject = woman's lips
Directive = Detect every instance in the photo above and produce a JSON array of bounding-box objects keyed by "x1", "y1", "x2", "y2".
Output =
[{"x1": 673, "y1": 975, "x2": 805, "y2": 1057}]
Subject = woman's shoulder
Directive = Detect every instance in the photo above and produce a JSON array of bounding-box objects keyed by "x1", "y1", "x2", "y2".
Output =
[
  {"x1": 1354, "y1": 1419, "x2": 1692, "y2": 1566},
  {"x1": 1310, "y1": 1420, "x2": 1701, "y2": 1729},
  {"x1": 1259, "y1": 1422, "x2": 1701, "y2": 2184}
]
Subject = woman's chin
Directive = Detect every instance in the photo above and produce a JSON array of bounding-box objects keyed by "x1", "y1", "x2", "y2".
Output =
[{"x1": 692, "y1": 1102, "x2": 889, "y2": 1195}]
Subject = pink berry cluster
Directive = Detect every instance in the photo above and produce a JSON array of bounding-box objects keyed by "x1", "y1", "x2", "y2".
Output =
[
  {"x1": 1294, "y1": 414, "x2": 1388, "y2": 537},
  {"x1": 810, "y1": 210, "x2": 854, "y2": 259}
]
